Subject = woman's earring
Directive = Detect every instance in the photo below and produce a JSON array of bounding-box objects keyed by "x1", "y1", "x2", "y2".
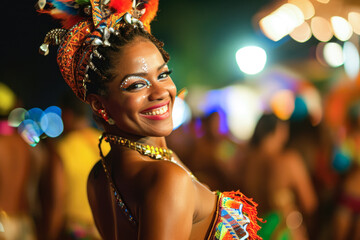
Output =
[{"x1": 98, "y1": 109, "x2": 116, "y2": 125}]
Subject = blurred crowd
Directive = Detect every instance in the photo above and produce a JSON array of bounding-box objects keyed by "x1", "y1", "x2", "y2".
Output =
[
  {"x1": 0, "y1": 85, "x2": 108, "y2": 240},
  {"x1": 167, "y1": 92, "x2": 360, "y2": 240},
  {"x1": 1, "y1": 78, "x2": 360, "y2": 240}
]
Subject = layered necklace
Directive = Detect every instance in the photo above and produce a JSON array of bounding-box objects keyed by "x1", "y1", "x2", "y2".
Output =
[
  {"x1": 98, "y1": 132, "x2": 195, "y2": 227},
  {"x1": 103, "y1": 133, "x2": 173, "y2": 160}
]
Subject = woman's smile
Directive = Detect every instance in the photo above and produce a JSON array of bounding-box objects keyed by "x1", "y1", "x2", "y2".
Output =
[{"x1": 140, "y1": 101, "x2": 170, "y2": 120}]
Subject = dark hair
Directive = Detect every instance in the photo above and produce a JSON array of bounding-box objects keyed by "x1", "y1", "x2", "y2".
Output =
[
  {"x1": 249, "y1": 113, "x2": 280, "y2": 147},
  {"x1": 86, "y1": 24, "x2": 170, "y2": 96}
]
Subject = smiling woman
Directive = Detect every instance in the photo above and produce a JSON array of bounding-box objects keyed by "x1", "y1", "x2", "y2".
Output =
[
  {"x1": 88, "y1": 38, "x2": 177, "y2": 139},
  {"x1": 37, "y1": 0, "x2": 262, "y2": 239}
]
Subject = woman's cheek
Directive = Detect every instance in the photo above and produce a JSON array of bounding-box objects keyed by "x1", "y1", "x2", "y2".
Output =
[{"x1": 168, "y1": 82, "x2": 177, "y2": 98}]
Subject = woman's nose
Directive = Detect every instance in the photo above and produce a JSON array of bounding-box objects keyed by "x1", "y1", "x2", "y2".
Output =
[{"x1": 148, "y1": 81, "x2": 169, "y2": 101}]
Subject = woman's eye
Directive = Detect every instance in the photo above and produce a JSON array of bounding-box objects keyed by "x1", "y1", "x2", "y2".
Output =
[
  {"x1": 158, "y1": 70, "x2": 173, "y2": 80},
  {"x1": 124, "y1": 82, "x2": 147, "y2": 91}
]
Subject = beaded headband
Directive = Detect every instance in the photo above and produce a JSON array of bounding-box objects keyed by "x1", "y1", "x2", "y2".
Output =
[{"x1": 38, "y1": 0, "x2": 159, "y2": 102}]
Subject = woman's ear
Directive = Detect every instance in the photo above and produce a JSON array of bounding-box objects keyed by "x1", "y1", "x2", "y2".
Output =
[{"x1": 87, "y1": 94, "x2": 104, "y2": 117}]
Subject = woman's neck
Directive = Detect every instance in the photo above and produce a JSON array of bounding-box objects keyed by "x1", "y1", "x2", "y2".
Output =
[{"x1": 104, "y1": 129, "x2": 168, "y2": 148}]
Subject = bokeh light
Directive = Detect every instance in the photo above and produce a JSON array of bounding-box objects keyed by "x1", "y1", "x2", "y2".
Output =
[
  {"x1": 25, "y1": 108, "x2": 45, "y2": 126},
  {"x1": 343, "y1": 41, "x2": 360, "y2": 80},
  {"x1": 40, "y1": 112, "x2": 64, "y2": 137},
  {"x1": 301, "y1": 87, "x2": 323, "y2": 125},
  {"x1": 290, "y1": 22, "x2": 312, "y2": 43},
  {"x1": 45, "y1": 106, "x2": 62, "y2": 117},
  {"x1": 260, "y1": 3, "x2": 304, "y2": 41},
  {"x1": 10, "y1": 106, "x2": 65, "y2": 146},
  {"x1": 311, "y1": 16, "x2": 333, "y2": 42},
  {"x1": 0, "y1": 82, "x2": 16, "y2": 116},
  {"x1": 236, "y1": 46, "x2": 267, "y2": 75},
  {"x1": 270, "y1": 89, "x2": 295, "y2": 120},
  {"x1": 288, "y1": 0, "x2": 315, "y2": 20},
  {"x1": 18, "y1": 119, "x2": 41, "y2": 147},
  {"x1": 222, "y1": 86, "x2": 262, "y2": 141},
  {"x1": 323, "y1": 42, "x2": 344, "y2": 67},
  {"x1": 8, "y1": 108, "x2": 27, "y2": 127},
  {"x1": 348, "y1": 12, "x2": 360, "y2": 35},
  {"x1": 199, "y1": 86, "x2": 262, "y2": 141},
  {"x1": 172, "y1": 97, "x2": 191, "y2": 130},
  {"x1": 331, "y1": 16, "x2": 353, "y2": 41}
]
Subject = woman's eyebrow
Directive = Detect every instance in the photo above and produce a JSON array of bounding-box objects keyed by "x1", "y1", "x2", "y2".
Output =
[
  {"x1": 157, "y1": 62, "x2": 168, "y2": 71},
  {"x1": 120, "y1": 72, "x2": 147, "y2": 84},
  {"x1": 120, "y1": 63, "x2": 168, "y2": 84}
]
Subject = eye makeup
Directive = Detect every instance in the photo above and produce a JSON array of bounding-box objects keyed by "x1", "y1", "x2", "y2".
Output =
[{"x1": 120, "y1": 75, "x2": 152, "y2": 90}]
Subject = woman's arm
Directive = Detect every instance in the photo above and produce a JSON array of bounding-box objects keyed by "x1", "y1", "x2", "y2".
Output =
[
  {"x1": 287, "y1": 150, "x2": 318, "y2": 215},
  {"x1": 137, "y1": 161, "x2": 196, "y2": 240}
]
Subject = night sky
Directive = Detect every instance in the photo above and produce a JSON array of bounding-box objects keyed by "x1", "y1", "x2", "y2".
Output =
[{"x1": 1, "y1": 0, "x2": 314, "y2": 109}]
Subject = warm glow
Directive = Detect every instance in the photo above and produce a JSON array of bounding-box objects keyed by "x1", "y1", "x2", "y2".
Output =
[
  {"x1": 236, "y1": 46, "x2": 267, "y2": 75},
  {"x1": 301, "y1": 87, "x2": 323, "y2": 125},
  {"x1": 0, "y1": 83, "x2": 16, "y2": 116},
  {"x1": 323, "y1": 42, "x2": 344, "y2": 67},
  {"x1": 348, "y1": 12, "x2": 360, "y2": 35},
  {"x1": 316, "y1": 0, "x2": 330, "y2": 3},
  {"x1": 311, "y1": 16, "x2": 333, "y2": 42},
  {"x1": 331, "y1": 16, "x2": 353, "y2": 41},
  {"x1": 270, "y1": 90, "x2": 295, "y2": 120},
  {"x1": 288, "y1": 0, "x2": 315, "y2": 20},
  {"x1": 260, "y1": 3, "x2": 304, "y2": 41},
  {"x1": 290, "y1": 21, "x2": 312, "y2": 43}
]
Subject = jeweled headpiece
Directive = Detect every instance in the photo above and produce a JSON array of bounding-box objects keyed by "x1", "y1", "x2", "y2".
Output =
[{"x1": 38, "y1": 0, "x2": 159, "y2": 102}]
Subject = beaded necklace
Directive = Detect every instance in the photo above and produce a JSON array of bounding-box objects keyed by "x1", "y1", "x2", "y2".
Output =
[
  {"x1": 98, "y1": 132, "x2": 196, "y2": 226},
  {"x1": 103, "y1": 133, "x2": 173, "y2": 160}
]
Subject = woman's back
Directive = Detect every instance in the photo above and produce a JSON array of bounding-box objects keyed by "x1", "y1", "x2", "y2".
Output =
[{"x1": 87, "y1": 150, "x2": 217, "y2": 240}]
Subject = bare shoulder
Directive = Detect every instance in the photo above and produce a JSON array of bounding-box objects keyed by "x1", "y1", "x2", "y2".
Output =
[
  {"x1": 136, "y1": 160, "x2": 196, "y2": 239},
  {"x1": 88, "y1": 160, "x2": 106, "y2": 194},
  {"x1": 87, "y1": 160, "x2": 110, "y2": 207},
  {"x1": 137, "y1": 160, "x2": 194, "y2": 196},
  {"x1": 87, "y1": 160, "x2": 107, "y2": 210},
  {"x1": 136, "y1": 160, "x2": 196, "y2": 215}
]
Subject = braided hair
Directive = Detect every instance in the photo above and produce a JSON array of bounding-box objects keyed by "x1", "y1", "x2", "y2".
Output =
[{"x1": 86, "y1": 24, "x2": 170, "y2": 97}]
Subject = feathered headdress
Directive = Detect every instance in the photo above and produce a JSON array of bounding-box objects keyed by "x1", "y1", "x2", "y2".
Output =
[{"x1": 37, "y1": 0, "x2": 159, "y2": 102}]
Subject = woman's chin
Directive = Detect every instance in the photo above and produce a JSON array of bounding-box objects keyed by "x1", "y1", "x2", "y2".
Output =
[{"x1": 150, "y1": 127, "x2": 174, "y2": 137}]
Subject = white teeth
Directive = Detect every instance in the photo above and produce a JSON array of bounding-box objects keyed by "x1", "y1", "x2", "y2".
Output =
[{"x1": 143, "y1": 105, "x2": 168, "y2": 116}]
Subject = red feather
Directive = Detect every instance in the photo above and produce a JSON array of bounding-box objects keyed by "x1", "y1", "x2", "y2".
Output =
[
  {"x1": 140, "y1": 0, "x2": 158, "y2": 31},
  {"x1": 109, "y1": 0, "x2": 133, "y2": 14}
]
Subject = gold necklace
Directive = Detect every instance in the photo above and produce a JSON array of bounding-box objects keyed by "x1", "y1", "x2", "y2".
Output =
[
  {"x1": 102, "y1": 133, "x2": 196, "y2": 180},
  {"x1": 103, "y1": 133, "x2": 173, "y2": 161}
]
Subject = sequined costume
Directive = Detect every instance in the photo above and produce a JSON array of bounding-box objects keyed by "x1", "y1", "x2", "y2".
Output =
[{"x1": 206, "y1": 191, "x2": 262, "y2": 240}]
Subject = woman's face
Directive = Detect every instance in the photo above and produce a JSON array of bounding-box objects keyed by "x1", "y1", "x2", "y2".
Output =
[{"x1": 100, "y1": 37, "x2": 177, "y2": 138}]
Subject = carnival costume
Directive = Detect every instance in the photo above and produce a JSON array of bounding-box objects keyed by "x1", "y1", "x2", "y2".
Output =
[{"x1": 38, "y1": 0, "x2": 262, "y2": 239}]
